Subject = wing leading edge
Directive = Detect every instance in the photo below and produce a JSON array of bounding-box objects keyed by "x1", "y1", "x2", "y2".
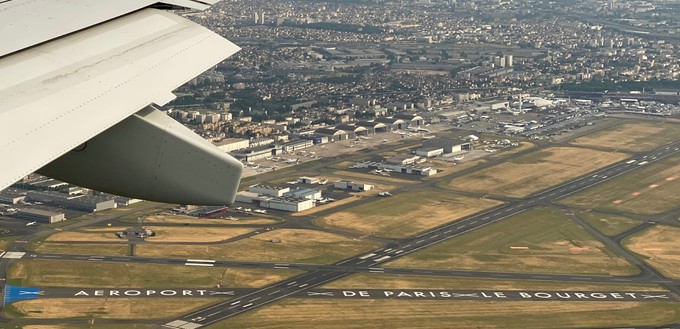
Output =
[{"x1": 0, "y1": 2, "x2": 243, "y2": 205}]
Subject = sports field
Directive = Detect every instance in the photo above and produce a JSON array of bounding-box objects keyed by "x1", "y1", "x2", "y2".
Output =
[
  {"x1": 562, "y1": 155, "x2": 680, "y2": 214},
  {"x1": 388, "y1": 208, "x2": 637, "y2": 276},
  {"x1": 315, "y1": 190, "x2": 502, "y2": 238},
  {"x1": 449, "y1": 147, "x2": 628, "y2": 197},
  {"x1": 571, "y1": 121, "x2": 680, "y2": 151}
]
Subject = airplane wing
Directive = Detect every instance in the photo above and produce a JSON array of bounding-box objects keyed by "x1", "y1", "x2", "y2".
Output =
[{"x1": 0, "y1": 0, "x2": 243, "y2": 205}]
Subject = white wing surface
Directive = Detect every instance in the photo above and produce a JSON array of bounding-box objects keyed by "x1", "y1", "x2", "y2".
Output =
[{"x1": 0, "y1": 0, "x2": 243, "y2": 205}]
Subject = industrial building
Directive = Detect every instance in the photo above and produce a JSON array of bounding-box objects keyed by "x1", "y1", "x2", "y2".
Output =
[
  {"x1": 421, "y1": 139, "x2": 472, "y2": 154},
  {"x1": 281, "y1": 140, "x2": 314, "y2": 153},
  {"x1": 0, "y1": 189, "x2": 25, "y2": 204},
  {"x1": 235, "y1": 192, "x2": 315, "y2": 212},
  {"x1": 15, "y1": 208, "x2": 65, "y2": 224},
  {"x1": 354, "y1": 161, "x2": 438, "y2": 176},
  {"x1": 213, "y1": 138, "x2": 250, "y2": 153},
  {"x1": 334, "y1": 180, "x2": 374, "y2": 191},
  {"x1": 232, "y1": 145, "x2": 281, "y2": 162},
  {"x1": 385, "y1": 155, "x2": 420, "y2": 166},
  {"x1": 284, "y1": 187, "x2": 322, "y2": 200},
  {"x1": 248, "y1": 185, "x2": 290, "y2": 197},
  {"x1": 416, "y1": 147, "x2": 445, "y2": 157},
  {"x1": 26, "y1": 190, "x2": 115, "y2": 212}
]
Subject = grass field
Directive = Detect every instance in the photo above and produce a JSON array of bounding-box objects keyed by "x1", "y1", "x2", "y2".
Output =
[
  {"x1": 315, "y1": 191, "x2": 502, "y2": 238},
  {"x1": 46, "y1": 228, "x2": 127, "y2": 242},
  {"x1": 571, "y1": 121, "x2": 680, "y2": 151},
  {"x1": 5, "y1": 298, "x2": 219, "y2": 319},
  {"x1": 145, "y1": 227, "x2": 254, "y2": 243},
  {"x1": 143, "y1": 214, "x2": 278, "y2": 225},
  {"x1": 0, "y1": 236, "x2": 18, "y2": 250},
  {"x1": 579, "y1": 212, "x2": 641, "y2": 236},
  {"x1": 322, "y1": 273, "x2": 663, "y2": 291},
  {"x1": 22, "y1": 324, "x2": 152, "y2": 329},
  {"x1": 135, "y1": 229, "x2": 379, "y2": 264},
  {"x1": 215, "y1": 300, "x2": 680, "y2": 329},
  {"x1": 7, "y1": 260, "x2": 301, "y2": 288},
  {"x1": 32, "y1": 242, "x2": 130, "y2": 256},
  {"x1": 448, "y1": 147, "x2": 629, "y2": 198},
  {"x1": 428, "y1": 159, "x2": 487, "y2": 179},
  {"x1": 388, "y1": 208, "x2": 637, "y2": 276},
  {"x1": 625, "y1": 225, "x2": 680, "y2": 279},
  {"x1": 562, "y1": 155, "x2": 680, "y2": 214}
]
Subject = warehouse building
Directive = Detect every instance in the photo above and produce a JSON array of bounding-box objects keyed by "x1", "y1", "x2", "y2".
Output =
[
  {"x1": 335, "y1": 124, "x2": 368, "y2": 136},
  {"x1": 393, "y1": 113, "x2": 425, "y2": 126},
  {"x1": 213, "y1": 138, "x2": 250, "y2": 153},
  {"x1": 312, "y1": 128, "x2": 350, "y2": 142},
  {"x1": 26, "y1": 191, "x2": 115, "y2": 212},
  {"x1": 421, "y1": 139, "x2": 472, "y2": 154},
  {"x1": 385, "y1": 155, "x2": 420, "y2": 166},
  {"x1": 416, "y1": 147, "x2": 444, "y2": 157},
  {"x1": 16, "y1": 208, "x2": 65, "y2": 224},
  {"x1": 284, "y1": 187, "x2": 322, "y2": 200},
  {"x1": 234, "y1": 191, "x2": 315, "y2": 212},
  {"x1": 0, "y1": 189, "x2": 25, "y2": 205},
  {"x1": 232, "y1": 145, "x2": 281, "y2": 162},
  {"x1": 248, "y1": 185, "x2": 290, "y2": 197},
  {"x1": 355, "y1": 121, "x2": 389, "y2": 134},
  {"x1": 334, "y1": 180, "x2": 374, "y2": 191},
  {"x1": 282, "y1": 140, "x2": 314, "y2": 153},
  {"x1": 353, "y1": 161, "x2": 438, "y2": 176}
]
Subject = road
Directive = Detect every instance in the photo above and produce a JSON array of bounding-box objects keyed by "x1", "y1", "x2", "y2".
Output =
[{"x1": 158, "y1": 140, "x2": 680, "y2": 328}]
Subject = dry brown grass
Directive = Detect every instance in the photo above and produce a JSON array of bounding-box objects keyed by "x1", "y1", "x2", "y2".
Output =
[
  {"x1": 625, "y1": 225, "x2": 680, "y2": 279},
  {"x1": 46, "y1": 229, "x2": 122, "y2": 242},
  {"x1": 317, "y1": 191, "x2": 502, "y2": 238},
  {"x1": 322, "y1": 273, "x2": 663, "y2": 291},
  {"x1": 144, "y1": 227, "x2": 253, "y2": 243},
  {"x1": 135, "y1": 229, "x2": 379, "y2": 264},
  {"x1": 562, "y1": 155, "x2": 680, "y2": 214},
  {"x1": 571, "y1": 122, "x2": 680, "y2": 151},
  {"x1": 450, "y1": 147, "x2": 629, "y2": 197},
  {"x1": 8, "y1": 260, "x2": 299, "y2": 288},
  {"x1": 8, "y1": 298, "x2": 218, "y2": 319},
  {"x1": 427, "y1": 159, "x2": 487, "y2": 179},
  {"x1": 388, "y1": 208, "x2": 637, "y2": 276},
  {"x1": 216, "y1": 300, "x2": 680, "y2": 329},
  {"x1": 33, "y1": 243, "x2": 129, "y2": 256}
]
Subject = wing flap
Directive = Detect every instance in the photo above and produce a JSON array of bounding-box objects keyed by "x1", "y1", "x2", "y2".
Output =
[
  {"x1": 0, "y1": 0, "x2": 220, "y2": 58},
  {"x1": 0, "y1": 8, "x2": 240, "y2": 191}
]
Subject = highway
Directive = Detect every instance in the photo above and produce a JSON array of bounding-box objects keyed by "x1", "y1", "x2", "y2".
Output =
[{"x1": 160, "y1": 140, "x2": 680, "y2": 328}]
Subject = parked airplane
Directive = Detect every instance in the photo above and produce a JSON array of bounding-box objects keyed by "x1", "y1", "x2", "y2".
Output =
[{"x1": 26, "y1": 221, "x2": 37, "y2": 226}]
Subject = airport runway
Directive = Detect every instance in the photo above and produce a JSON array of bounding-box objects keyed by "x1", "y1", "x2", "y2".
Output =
[
  {"x1": 28, "y1": 252, "x2": 680, "y2": 285},
  {"x1": 21, "y1": 286, "x2": 677, "y2": 302},
  {"x1": 158, "y1": 141, "x2": 680, "y2": 328}
]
